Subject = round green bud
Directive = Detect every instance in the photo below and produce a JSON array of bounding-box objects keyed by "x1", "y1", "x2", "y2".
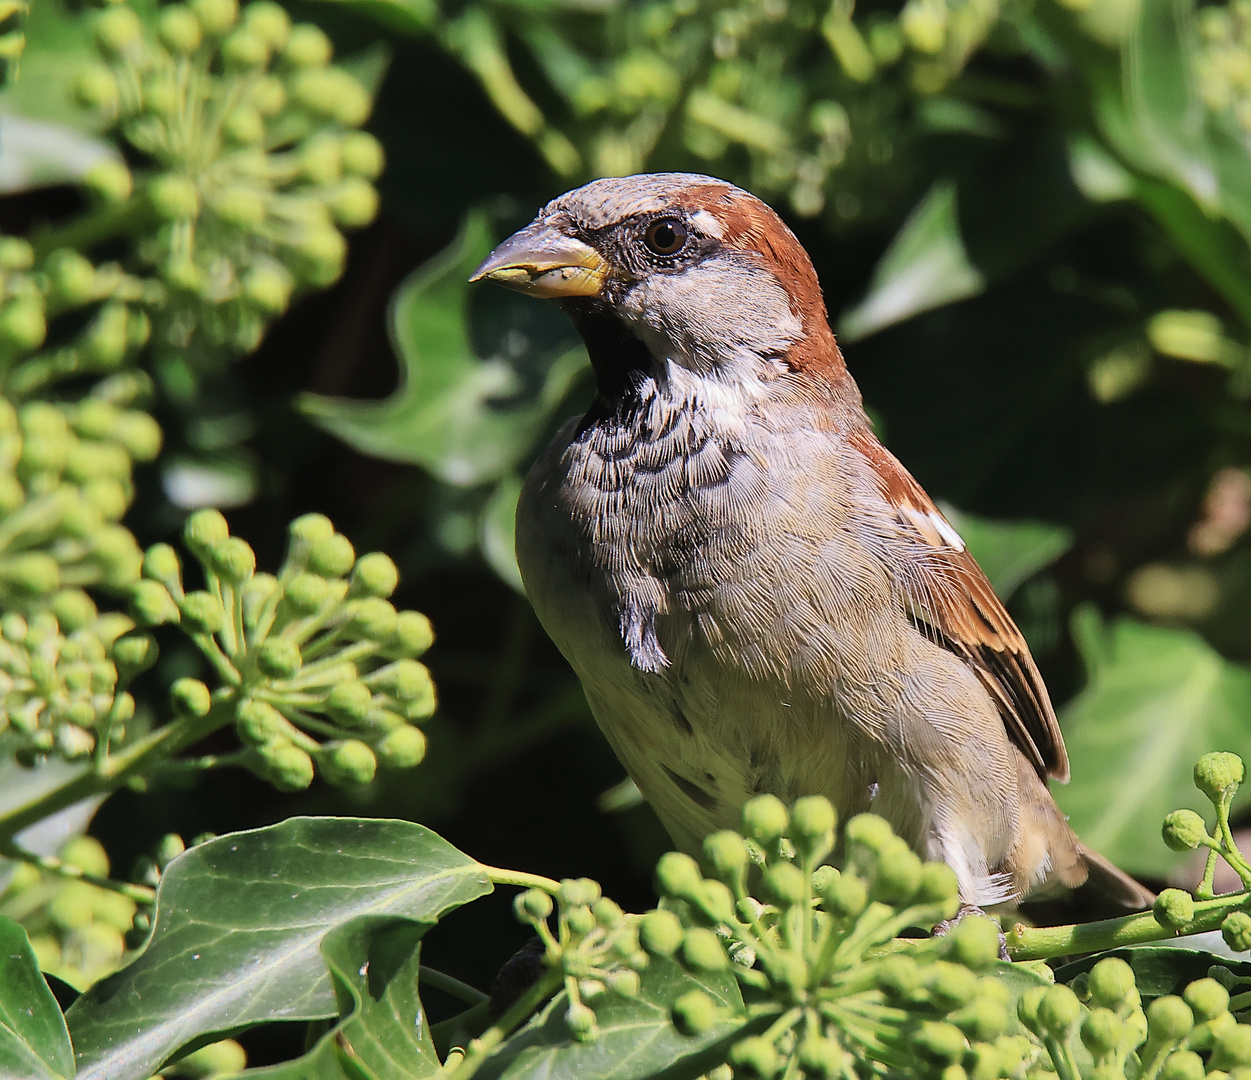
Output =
[
  {"x1": 46, "y1": 250, "x2": 98, "y2": 307},
  {"x1": 144, "y1": 72, "x2": 180, "y2": 117},
  {"x1": 211, "y1": 186, "x2": 266, "y2": 227},
  {"x1": 875, "y1": 954, "x2": 920, "y2": 999},
  {"x1": 210, "y1": 537, "x2": 256, "y2": 584},
  {"x1": 0, "y1": 237, "x2": 33, "y2": 270},
  {"x1": 143, "y1": 542, "x2": 182, "y2": 587},
  {"x1": 242, "y1": 263, "x2": 292, "y2": 313},
  {"x1": 1148, "y1": 996, "x2": 1195, "y2": 1041},
  {"x1": 83, "y1": 159, "x2": 133, "y2": 204},
  {"x1": 915, "y1": 1021, "x2": 966, "y2": 1063},
  {"x1": 191, "y1": 0, "x2": 238, "y2": 34},
  {"x1": 83, "y1": 302, "x2": 129, "y2": 368},
  {"x1": 741, "y1": 794, "x2": 788, "y2": 844},
  {"x1": 330, "y1": 178, "x2": 379, "y2": 228},
  {"x1": 351, "y1": 553, "x2": 398, "y2": 598},
  {"x1": 671, "y1": 989, "x2": 716, "y2": 1035},
  {"x1": 112, "y1": 634, "x2": 157, "y2": 677},
  {"x1": 308, "y1": 532, "x2": 355, "y2": 578},
  {"x1": 392, "y1": 611, "x2": 434, "y2": 657},
  {"x1": 871, "y1": 837, "x2": 922, "y2": 903},
  {"x1": 1037, "y1": 985, "x2": 1081, "y2": 1037},
  {"x1": 115, "y1": 413, "x2": 162, "y2": 462},
  {"x1": 165, "y1": 256, "x2": 203, "y2": 293},
  {"x1": 158, "y1": 6, "x2": 202, "y2": 53},
  {"x1": 947, "y1": 914, "x2": 1001, "y2": 971},
  {"x1": 96, "y1": 529, "x2": 144, "y2": 587},
  {"x1": 294, "y1": 225, "x2": 347, "y2": 287},
  {"x1": 819, "y1": 871, "x2": 867, "y2": 919},
  {"x1": 222, "y1": 28, "x2": 269, "y2": 67},
  {"x1": 762, "y1": 862, "x2": 805, "y2": 907},
  {"x1": 326, "y1": 680, "x2": 372, "y2": 724},
  {"x1": 702, "y1": 830, "x2": 748, "y2": 880},
  {"x1": 514, "y1": 887, "x2": 553, "y2": 923},
  {"x1": 61, "y1": 835, "x2": 110, "y2": 879},
  {"x1": 289, "y1": 512, "x2": 336, "y2": 551},
  {"x1": 593, "y1": 897, "x2": 624, "y2": 928},
  {"x1": 566, "y1": 904, "x2": 596, "y2": 936},
  {"x1": 927, "y1": 961, "x2": 979, "y2": 1011},
  {"x1": 0, "y1": 475, "x2": 23, "y2": 515},
  {"x1": 244, "y1": 1, "x2": 290, "y2": 47},
  {"x1": 75, "y1": 63, "x2": 120, "y2": 114},
  {"x1": 1223, "y1": 911, "x2": 1251, "y2": 952},
  {"x1": 171, "y1": 677, "x2": 212, "y2": 717},
  {"x1": 0, "y1": 299, "x2": 47, "y2": 352},
  {"x1": 95, "y1": 6, "x2": 142, "y2": 52},
  {"x1": 49, "y1": 881, "x2": 98, "y2": 930},
  {"x1": 2, "y1": 552, "x2": 59, "y2": 594},
  {"x1": 187, "y1": 510, "x2": 230, "y2": 560},
  {"x1": 250, "y1": 73, "x2": 286, "y2": 114},
  {"x1": 605, "y1": 969, "x2": 639, "y2": 996},
  {"x1": 52, "y1": 589, "x2": 98, "y2": 631},
  {"x1": 375, "y1": 725, "x2": 426, "y2": 768},
  {"x1": 681, "y1": 927, "x2": 728, "y2": 971},
  {"x1": 791, "y1": 795, "x2": 836, "y2": 838},
  {"x1": 557, "y1": 878, "x2": 599, "y2": 907},
  {"x1": 340, "y1": 131, "x2": 385, "y2": 178},
  {"x1": 73, "y1": 400, "x2": 119, "y2": 442},
  {"x1": 259, "y1": 738, "x2": 314, "y2": 791},
  {"x1": 348, "y1": 597, "x2": 397, "y2": 639},
  {"x1": 846, "y1": 812, "x2": 894, "y2": 851},
  {"x1": 689, "y1": 879, "x2": 735, "y2": 924},
  {"x1": 565, "y1": 1002, "x2": 597, "y2": 1043},
  {"x1": 155, "y1": 833, "x2": 186, "y2": 870},
  {"x1": 1088, "y1": 958, "x2": 1136, "y2": 1010},
  {"x1": 283, "y1": 23, "x2": 332, "y2": 65},
  {"x1": 655, "y1": 851, "x2": 702, "y2": 900},
  {"x1": 257, "y1": 637, "x2": 302, "y2": 679},
  {"x1": 236, "y1": 699, "x2": 287, "y2": 745},
  {"x1": 176, "y1": 1040, "x2": 248, "y2": 1076},
  {"x1": 149, "y1": 174, "x2": 200, "y2": 220},
  {"x1": 1161, "y1": 1050, "x2": 1207, "y2": 1080},
  {"x1": 639, "y1": 909, "x2": 684, "y2": 956},
  {"x1": 953, "y1": 997, "x2": 1010, "y2": 1043},
  {"x1": 321, "y1": 739, "x2": 377, "y2": 786},
  {"x1": 131, "y1": 580, "x2": 181, "y2": 626},
  {"x1": 180, "y1": 591, "x2": 224, "y2": 635},
  {"x1": 293, "y1": 68, "x2": 370, "y2": 125},
  {"x1": 1196, "y1": 753, "x2": 1245, "y2": 802},
  {"x1": 797, "y1": 1036, "x2": 845, "y2": 1078},
  {"x1": 299, "y1": 133, "x2": 342, "y2": 185},
  {"x1": 284, "y1": 572, "x2": 331, "y2": 614},
  {"x1": 1081, "y1": 1007, "x2": 1125, "y2": 1057},
  {"x1": 729, "y1": 1036, "x2": 778, "y2": 1079},
  {"x1": 1184, "y1": 977, "x2": 1230, "y2": 1021},
  {"x1": 1215, "y1": 1026, "x2": 1251, "y2": 1069},
  {"x1": 1153, "y1": 889, "x2": 1196, "y2": 930}
]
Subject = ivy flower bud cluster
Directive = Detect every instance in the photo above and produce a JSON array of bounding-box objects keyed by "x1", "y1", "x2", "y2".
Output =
[
  {"x1": 1020, "y1": 956, "x2": 1251, "y2": 1080},
  {"x1": 511, "y1": 877, "x2": 648, "y2": 1044},
  {"x1": 1196, "y1": 1, "x2": 1251, "y2": 134},
  {"x1": 76, "y1": 0, "x2": 384, "y2": 357},
  {"x1": 1, "y1": 836, "x2": 136, "y2": 991},
  {"x1": 0, "y1": 236, "x2": 156, "y2": 399},
  {"x1": 0, "y1": 394, "x2": 155, "y2": 611},
  {"x1": 0, "y1": 596, "x2": 145, "y2": 763},
  {"x1": 1161, "y1": 754, "x2": 1251, "y2": 927},
  {"x1": 660, "y1": 795, "x2": 1026, "y2": 1079},
  {"x1": 131, "y1": 509, "x2": 435, "y2": 791}
]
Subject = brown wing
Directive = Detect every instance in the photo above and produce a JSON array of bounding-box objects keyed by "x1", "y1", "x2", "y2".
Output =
[{"x1": 851, "y1": 432, "x2": 1069, "y2": 782}]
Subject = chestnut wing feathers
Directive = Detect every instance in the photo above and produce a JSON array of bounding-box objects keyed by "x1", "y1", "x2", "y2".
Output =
[{"x1": 850, "y1": 433, "x2": 1069, "y2": 783}]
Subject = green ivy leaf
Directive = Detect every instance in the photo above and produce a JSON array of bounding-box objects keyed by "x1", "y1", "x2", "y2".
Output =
[
  {"x1": 235, "y1": 916, "x2": 442, "y2": 1079},
  {"x1": 940, "y1": 506, "x2": 1072, "y2": 599},
  {"x1": 475, "y1": 958, "x2": 751, "y2": 1080},
  {"x1": 1054, "y1": 947, "x2": 1251, "y2": 1000},
  {"x1": 1056, "y1": 613, "x2": 1251, "y2": 876},
  {"x1": 0, "y1": 915, "x2": 74, "y2": 1080},
  {"x1": 66, "y1": 818, "x2": 490, "y2": 1080},
  {"x1": 300, "y1": 212, "x2": 586, "y2": 488}
]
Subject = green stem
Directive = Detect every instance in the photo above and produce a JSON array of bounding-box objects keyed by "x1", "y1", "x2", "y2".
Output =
[
  {"x1": 1007, "y1": 892, "x2": 1251, "y2": 960},
  {"x1": 482, "y1": 865, "x2": 561, "y2": 893},
  {"x1": 440, "y1": 969, "x2": 563, "y2": 1080},
  {"x1": 33, "y1": 198, "x2": 154, "y2": 259},
  {"x1": 420, "y1": 966, "x2": 489, "y2": 1006},
  {"x1": 0, "y1": 840, "x2": 155, "y2": 904}
]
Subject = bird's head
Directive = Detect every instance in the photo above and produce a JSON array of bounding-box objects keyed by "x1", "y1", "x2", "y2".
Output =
[{"x1": 471, "y1": 173, "x2": 850, "y2": 404}]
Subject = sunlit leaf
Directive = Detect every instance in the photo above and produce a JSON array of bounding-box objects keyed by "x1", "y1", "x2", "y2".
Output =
[
  {"x1": 66, "y1": 818, "x2": 490, "y2": 1080},
  {"x1": 1056, "y1": 612, "x2": 1251, "y2": 877},
  {"x1": 0, "y1": 916, "x2": 74, "y2": 1080}
]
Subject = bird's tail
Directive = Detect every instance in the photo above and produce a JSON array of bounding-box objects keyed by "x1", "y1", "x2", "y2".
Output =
[{"x1": 1079, "y1": 843, "x2": 1155, "y2": 910}]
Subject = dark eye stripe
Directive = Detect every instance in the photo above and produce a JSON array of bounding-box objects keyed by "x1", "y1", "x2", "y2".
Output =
[{"x1": 643, "y1": 217, "x2": 688, "y2": 257}]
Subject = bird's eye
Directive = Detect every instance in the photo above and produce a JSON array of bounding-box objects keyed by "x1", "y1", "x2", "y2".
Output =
[{"x1": 643, "y1": 217, "x2": 688, "y2": 257}]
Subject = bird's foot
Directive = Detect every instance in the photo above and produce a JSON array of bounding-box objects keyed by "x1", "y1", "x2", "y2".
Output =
[{"x1": 933, "y1": 903, "x2": 1010, "y2": 961}]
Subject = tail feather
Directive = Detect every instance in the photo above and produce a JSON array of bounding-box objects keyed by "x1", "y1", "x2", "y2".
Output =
[{"x1": 1079, "y1": 843, "x2": 1155, "y2": 910}]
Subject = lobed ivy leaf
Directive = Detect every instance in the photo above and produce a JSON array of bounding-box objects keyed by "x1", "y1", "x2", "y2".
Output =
[
  {"x1": 300, "y1": 212, "x2": 586, "y2": 488},
  {"x1": 474, "y1": 957, "x2": 753, "y2": 1080},
  {"x1": 236, "y1": 916, "x2": 442, "y2": 1079},
  {"x1": 65, "y1": 817, "x2": 490, "y2": 1080},
  {"x1": 0, "y1": 915, "x2": 74, "y2": 1080},
  {"x1": 1056, "y1": 613, "x2": 1251, "y2": 876}
]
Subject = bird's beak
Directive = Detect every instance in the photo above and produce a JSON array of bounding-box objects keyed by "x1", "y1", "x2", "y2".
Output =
[{"x1": 470, "y1": 222, "x2": 607, "y2": 299}]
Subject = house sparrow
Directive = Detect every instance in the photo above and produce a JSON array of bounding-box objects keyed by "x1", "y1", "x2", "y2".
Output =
[{"x1": 472, "y1": 172, "x2": 1150, "y2": 909}]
